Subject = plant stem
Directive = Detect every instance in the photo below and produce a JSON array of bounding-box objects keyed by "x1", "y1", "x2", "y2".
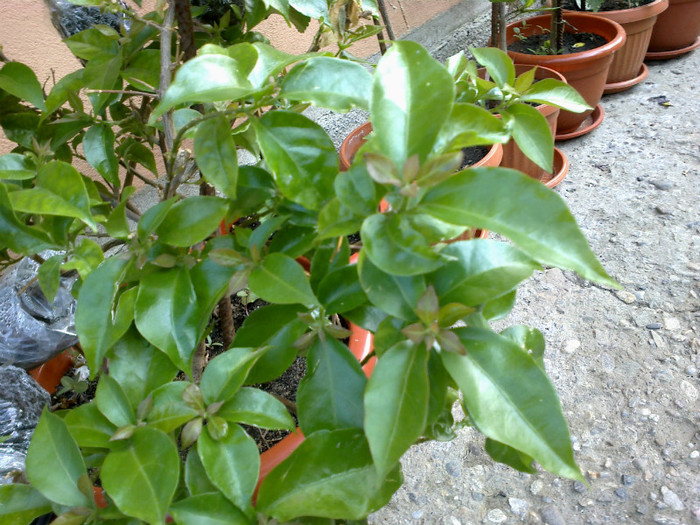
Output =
[
  {"x1": 159, "y1": 4, "x2": 176, "y2": 165},
  {"x1": 551, "y1": 0, "x2": 564, "y2": 54},
  {"x1": 377, "y1": 0, "x2": 395, "y2": 41}
]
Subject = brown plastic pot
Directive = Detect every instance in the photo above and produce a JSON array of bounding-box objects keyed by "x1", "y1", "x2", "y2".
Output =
[
  {"x1": 506, "y1": 13, "x2": 626, "y2": 136},
  {"x1": 646, "y1": 0, "x2": 700, "y2": 58},
  {"x1": 566, "y1": 0, "x2": 668, "y2": 93},
  {"x1": 29, "y1": 350, "x2": 75, "y2": 394}
]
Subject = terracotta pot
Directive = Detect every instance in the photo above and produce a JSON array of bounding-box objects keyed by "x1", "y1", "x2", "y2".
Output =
[
  {"x1": 29, "y1": 350, "x2": 74, "y2": 394},
  {"x1": 506, "y1": 13, "x2": 626, "y2": 136},
  {"x1": 646, "y1": 0, "x2": 700, "y2": 58},
  {"x1": 566, "y1": 0, "x2": 668, "y2": 93}
]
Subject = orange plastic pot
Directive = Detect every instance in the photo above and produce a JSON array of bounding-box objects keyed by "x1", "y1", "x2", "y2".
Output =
[
  {"x1": 566, "y1": 0, "x2": 668, "y2": 93},
  {"x1": 29, "y1": 350, "x2": 75, "y2": 394},
  {"x1": 646, "y1": 0, "x2": 700, "y2": 58},
  {"x1": 506, "y1": 13, "x2": 626, "y2": 135}
]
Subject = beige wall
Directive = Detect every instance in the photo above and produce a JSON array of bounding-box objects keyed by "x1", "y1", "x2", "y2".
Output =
[{"x1": 0, "y1": 0, "x2": 461, "y2": 154}]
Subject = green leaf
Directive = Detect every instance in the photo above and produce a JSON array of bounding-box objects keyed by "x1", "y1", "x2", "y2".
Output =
[
  {"x1": 501, "y1": 102, "x2": 553, "y2": 172},
  {"x1": 137, "y1": 197, "x2": 177, "y2": 238},
  {"x1": 96, "y1": 375, "x2": 136, "y2": 428},
  {"x1": 434, "y1": 103, "x2": 508, "y2": 153},
  {"x1": 0, "y1": 484, "x2": 52, "y2": 525},
  {"x1": 371, "y1": 41, "x2": 454, "y2": 168},
  {"x1": 289, "y1": 0, "x2": 329, "y2": 19},
  {"x1": 482, "y1": 289, "x2": 517, "y2": 321},
  {"x1": 185, "y1": 449, "x2": 218, "y2": 496},
  {"x1": 253, "y1": 111, "x2": 337, "y2": 211},
  {"x1": 156, "y1": 196, "x2": 229, "y2": 247},
  {"x1": 197, "y1": 424, "x2": 259, "y2": 514},
  {"x1": 37, "y1": 253, "x2": 63, "y2": 304},
  {"x1": 101, "y1": 427, "x2": 180, "y2": 525},
  {"x1": 357, "y1": 250, "x2": 425, "y2": 321},
  {"x1": 297, "y1": 337, "x2": 367, "y2": 434},
  {"x1": 317, "y1": 265, "x2": 368, "y2": 314},
  {"x1": 235, "y1": 304, "x2": 307, "y2": 384},
  {"x1": 64, "y1": 26, "x2": 119, "y2": 61},
  {"x1": 109, "y1": 329, "x2": 179, "y2": 408},
  {"x1": 200, "y1": 347, "x2": 262, "y2": 404},
  {"x1": 470, "y1": 47, "x2": 515, "y2": 88},
  {"x1": 118, "y1": 139, "x2": 158, "y2": 175},
  {"x1": 105, "y1": 186, "x2": 137, "y2": 239},
  {"x1": 257, "y1": 429, "x2": 402, "y2": 521},
  {"x1": 249, "y1": 253, "x2": 318, "y2": 306},
  {"x1": 317, "y1": 198, "x2": 362, "y2": 239},
  {"x1": 485, "y1": 438, "x2": 537, "y2": 474},
  {"x1": 248, "y1": 43, "x2": 303, "y2": 88},
  {"x1": 64, "y1": 402, "x2": 116, "y2": 449},
  {"x1": 83, "y1": 124, "x2": 120, "y2": 187},
  {"x1": 26, "y1": 410, "x2": 89, "y2": 508},
  {"x1": 44, "y1": 70, "x2": 84, "y2": 116},
  {"x1": 10, "y1": 161, "x2": 97, "y2": 230},
  {"x1": 335, "y1": 162, "x2": 383, "y2": 217},
  {"x1": 364, "y1": 341, "x2": 429, "y2": 477},
  {"x1": 281, "y1": 57, "x2": 372, "y2": 111},
  {"x1": 83, "y1": 51, "x2": 122, "y2": 115},
  {"x1": 0, "y1": 62, "x2": 46, "y2": 111},
  {"x1": 0, "y1": 153, "x2": 35, "y2": 180},
  {"x1": 0, "y1": 184, "x2": 53, "y2": 254},
  {"x1": 501, "y1": 325, "x2": 545, "y2": 368},
  {"x1": 442, "y1": 327, "x2": 583, "y2": 481},
  {"x1": 194, "y1": 113, "x2": 238, "y2": 198},
  {"x1": 151, "y1": 54, "x2": 255, "y2": 122},
  {"x1": 519, "y1": 78, "x2": 591, "y2": 113},
  {"x1": 428, "y1": 239, "x2": 539, "y2": 306},
  {"x1": 147, "y1": 381, "x2": 199, "y2": 432},
  {"x1": 134, "y1": 266, "x2": 200, "y2": 372},
  {"x1": 218, "y1": 387, "x2": 294, "y2": 430},
  {"x1": 419, "y1": 167, "x2": 618, "y2": 287},
  {"x1": 361, "y1": 213, "x2": 441, "y2": 276},
  {"x1": 122, "y1": 49, "x2": 160, "y2": 92},
  {"x1": 169, "y1": 493, "x2": 250, "y2": 525},
  {"x1": 75, "y1": 256, "x2": 133, "y2": 374}
]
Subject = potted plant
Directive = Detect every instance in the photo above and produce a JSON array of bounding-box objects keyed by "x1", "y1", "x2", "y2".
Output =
[
  {"x1": 502, "y1": 2, "x2": 626, "y2": 138},
  {"x1": 645, "y1": 0, "x2": 700, "y2": 59},
  {"x1": 0, "y1": 1, "x2": 619, "y2": 524},
  {"x1": 562, "y1": 0, "x2": 669, "y2": 93}
]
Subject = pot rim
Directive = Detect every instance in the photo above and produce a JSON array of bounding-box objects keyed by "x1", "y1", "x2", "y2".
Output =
[{"x1": 565, "y1": 0, "x2": 669, "y2": 22}]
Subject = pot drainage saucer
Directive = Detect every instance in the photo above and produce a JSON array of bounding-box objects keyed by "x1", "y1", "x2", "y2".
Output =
[
  {"x1": 645, "y1": 36, "x2": 700, "y2": 61},
  {"x1": 555, "y1": 104, "x2": 605, "y2": 141},
  {"x1": 604, "y1": 63, "x2": 649, "y2": 95}
]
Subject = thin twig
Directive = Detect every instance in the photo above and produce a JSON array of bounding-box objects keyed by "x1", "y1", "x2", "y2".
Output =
[
  {"x1": 159, "y1": 4, "x2": 176, "y2": 159},
  {"x1": 86, "y1": 89, "x2": 157, "y2": 97},
  {"x1": 377, "y1": 0, "x2": 395, "y2": 41}
]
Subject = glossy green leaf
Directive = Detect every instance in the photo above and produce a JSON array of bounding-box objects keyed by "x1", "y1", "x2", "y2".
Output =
[
  {"x1": 105, "y1": 186, "x2": 137, "y2": 239},
  {"x1": 134, "y1": 266, "x2": 200, "y2": 372},
  {"x1": 317, "y1": 265, "x2": 368, "y2": 313},
  {"x1": 482, "y1": 289, "x2": 517, "y2": 321},
  {"x1": 364, "y1": 341, "x2": 429, "y2": 477},
  {"x1": 26, "y1": 410, "x2": 89, "y2": 508},
  {"x1": 0, "y1": 484, "x2": 52, "y2": 525},
  {"x1": 198, "y1": 424, "x2": 259, "y2": 513},
  {"x1": 147, "y1": 381, "x2": 200, "y2": 432},
  {"x1": 0, "y1": 153, "x2": 35, "y2": 180},
  {"x1": 0, "y1": 62, "x2": 46, "y2": 110},
  {"x1": 44, "y1": 70, "x2": 84, "y2": 116},
  {"x1": 0, "y1": 184, "x2": 53, "y2": 254},
  {"x1": 428, "y1": 239, "x2": 539, "y2": 306},
  {"x1": 36, "y1": 253, "x2": 63, "y2": 304},
  {"x1": 109, "y1": 329, "x2": 179, "y2": 408},
  {"x1": 96, "y1": 375, "x2": 136, "y2": 428},
  {"x1": 419, "y1": 167, "x2": 618, "y2": 287},
  {"x1": 101, "y1": 427, "x2": 180, "y2": 525},
  {"x1": 64, "y1": 26, "x2": 119, "y2": 61},
  {"x1": 151, "y1": 54, "x2": 255, "y2": 121},
  {"x1": 371, "y1": 41, "x2": 454, "y2": 168},
  {"x1": 249, "y1": 253, "x2": 318, "y2": 306},
  {"x1": 442, "y1": 327, "x2": 583, "y2": 481},
  {"x1": 281, "y1": 57, "x2": 372, "y2": 111},
  {"x1": 514, "y1": 66, "x2": 536, "y2": 93},
  {"x1": 501, "y1": 325, "x2": 545, "y2": 368},
  {"x1": 156, "y1": 196, "x2": 229, "y2": 247},
  {"x1": 194, "y1": 113, "x2": 238, "y2": 198},
  {"x1": 253, "y1": 111, "x2": 337, "y2": 211},
  {"x1": 471, "y1": 47, "x2": 515, "y2": 88},
  {"x1": 200, "y1": 347, "x2": 262, "y2": 404},
  {"x1": 289, "y1": 0, "x2": 329, "y2": 19},
  {"x1": 122, "y1": 49, "x2": 160, "y2": 92},
  {"x1": 248, "y1": 42, "x2": 302, "y2": 88},
  {"x1": 83, "y1": 51, "x2": 122, "y2": 115},
  {"x1": 317, "y1": 197, "x2": 362, "y2": 239},
  {"x1": 297, "y1": 337, "x2": 367, "y2": 434},
  {"x1": 501, "y1": 102, "x2": 553, "y2": 172},
  {"x1": 519, "y1": 78, "x2": 591, "y2": 113},
  {"x1": 357, "y1": 250, "x2": 425, "y2": 321},
  {"x1": 485, "y1": 438, "x2": 537, "y2": 473},
  {"x1": 335, "y1": 162, "x2": 382, "y2": 217},
  {"x1": 257, "y1": 429, "x2": 403, "y2": 521},
  {"x1": 75, "y1": 256, "x2": 133, "y2": 374},
  {"x1": 118, "y1": 139, "x2": 158, "y2": 175},
  {"x1": 170, "y1": 493, "x2": 250, "y2": 525},
  {"x1": 83, "y1": 124, "x2": 120, "y2": 187},
  {"x1": 236, "y1": 304, "x2": 307, "y2": 384},
  {"x1": 137, "y1": 197, "x2": 177, "y2": 238},
  {"x1": 361, "y1": 213, "x2": 441, "y2": 276},
  {"x1": 434, "y1": 103, "x2": 508, "y2": 153},
  {"x1": 64, "y1": 402, "x2": 117, "y2": 449},
  {"x1": 185, "y1": 449, "x2": 218, "y2": 496},
  {"x1": 217, "y1": 387, "x2": 294, "y2": 430}
]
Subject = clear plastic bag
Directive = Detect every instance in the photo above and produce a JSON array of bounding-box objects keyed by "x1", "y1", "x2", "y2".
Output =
[
  {"x1": 44, "y1": 0, "x2": 130, "y2": 39},
  {"x1": 0, "y1": 366, "x2": 51, "y2": 486},
  {"x1": 0, "y1": 257, "x2": 78, "y2": 370}
]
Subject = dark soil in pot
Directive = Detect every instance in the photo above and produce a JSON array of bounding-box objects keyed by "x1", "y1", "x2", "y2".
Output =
[
  {"x1": 459, "y1": 146, "x2": 490, "y2": 170},
  {"x1": 509, "y1": 31, "x2": 609, "y2": 54}
]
